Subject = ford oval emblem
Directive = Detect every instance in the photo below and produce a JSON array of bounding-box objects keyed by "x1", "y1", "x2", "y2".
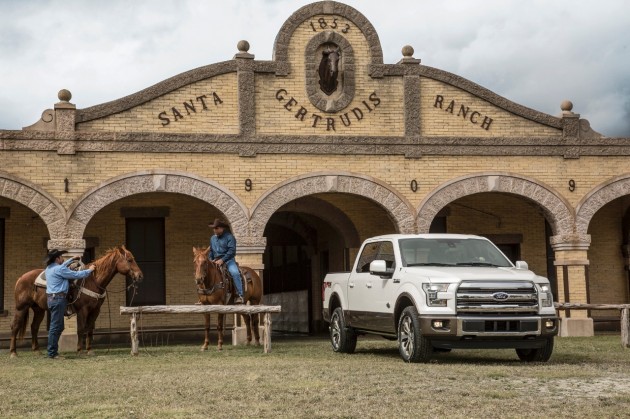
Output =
[{"x1": 493, "y1": 292, "x2": 509, "y2": 301}]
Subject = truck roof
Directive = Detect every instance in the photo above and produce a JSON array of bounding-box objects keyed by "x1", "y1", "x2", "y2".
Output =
[{"x1": 365, "y1": 233, "x2": 488, "y2": 241}]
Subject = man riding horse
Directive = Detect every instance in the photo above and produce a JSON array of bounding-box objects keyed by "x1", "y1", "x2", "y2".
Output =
[{"x1": 207, "y1": 218, "x2": 244, "y2": 304}]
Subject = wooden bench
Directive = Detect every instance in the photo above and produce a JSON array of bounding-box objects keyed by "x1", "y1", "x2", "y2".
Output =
[
  {"x1": 120, "y1": 305, "x2": 281, "y2": 354},
  {"x1": 555, "y1": 303, "x2": 630, "y2": 348}
]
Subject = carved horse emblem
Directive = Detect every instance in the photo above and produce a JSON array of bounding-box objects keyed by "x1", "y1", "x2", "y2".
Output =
[{"x1": 318, "y1": 45, "x2": 341, "y2": 96}]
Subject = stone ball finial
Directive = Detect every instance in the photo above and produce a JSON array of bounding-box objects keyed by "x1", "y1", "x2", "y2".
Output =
[
  {"x1": 58, "y1": 89, "x2": 72, "y2": 102},
  {"x1": 237, "y1": 40, "x2": 250, "y2": 53},
  {"x1": 402, "y1": 45, "x2": 414, "y2": 57},
  {"x1": 560, "y1": 100, "x2": 573, "y2": 112}
]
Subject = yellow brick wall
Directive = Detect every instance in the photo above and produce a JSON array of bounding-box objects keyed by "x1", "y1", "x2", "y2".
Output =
[
  {"x1": 2, "y1": 151, "x2": 630, "y2": 331},
  {"x1": 255, "y1": 14, "x2": 405, "y2": 136},
  {"x1": 420, "y1": 78, "x2": 561, "y2": 137},
  {"x1": 76, "y1": 74, "x2": 239, "y2": 133}
]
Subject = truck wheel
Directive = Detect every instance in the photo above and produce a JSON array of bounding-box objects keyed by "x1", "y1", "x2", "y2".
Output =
[
  {"x1": 398, "y1": 306, "x2": 432, "y2": 363},
  {"x1": 516, "y1": 337, "x2": 554, "y2": 362},
  {"x1": 329, "y1": 307, "x2": 357, "y2": 354}
]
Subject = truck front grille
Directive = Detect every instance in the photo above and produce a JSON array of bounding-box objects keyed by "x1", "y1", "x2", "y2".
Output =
[{"x1": 456, "y1": 281, "x2": 539, "y2": 314}]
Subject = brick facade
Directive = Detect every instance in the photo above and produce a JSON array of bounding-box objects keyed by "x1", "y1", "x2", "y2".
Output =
[{"x1": 1, "y1": 1, "x2": 629, "y2": 337}]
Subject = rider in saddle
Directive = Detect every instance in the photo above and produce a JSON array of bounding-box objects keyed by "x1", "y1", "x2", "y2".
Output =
[{"x1": 208, "y1": 218, "x2": 244, "y2": 304}]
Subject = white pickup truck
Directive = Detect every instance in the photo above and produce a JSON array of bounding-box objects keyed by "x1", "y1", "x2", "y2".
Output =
[{"x1": 322, "y1": 234, "x2": 558, "y2": 362}]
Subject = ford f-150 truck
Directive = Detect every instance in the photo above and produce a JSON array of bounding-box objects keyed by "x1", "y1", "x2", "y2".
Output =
[{"x1": 322, "y1": 234, "x2": 558, "y2": 362}]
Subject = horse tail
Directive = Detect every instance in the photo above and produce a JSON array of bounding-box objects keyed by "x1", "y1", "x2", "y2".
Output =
[{"x1": 12, "y1": 309, "x2": 29, "y2": 341}]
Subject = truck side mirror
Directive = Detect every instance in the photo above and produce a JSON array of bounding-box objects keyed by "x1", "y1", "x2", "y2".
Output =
[
  {"x1": 370, "y1": 260, "x2": 393, "y2": 278},
  {"x1": 515, "y1": 261, "x2": 529, "y2": 270}
]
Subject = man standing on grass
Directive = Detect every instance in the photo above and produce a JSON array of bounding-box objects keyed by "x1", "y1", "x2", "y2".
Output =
[
  {"x1": 44, "y1": 249, "x2": 95, "y2": 359},
  {"x1": 208, "y1": 219, "x2": 244, "y2": 304}
]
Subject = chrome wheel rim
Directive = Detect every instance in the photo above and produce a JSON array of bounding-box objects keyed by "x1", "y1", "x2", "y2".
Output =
[
  {"x1": 399, "y1": 315, "x2": 414, "y2": 359},
  {"x1": 331, "y1": 313, "x2": 341, "y2": 349}
]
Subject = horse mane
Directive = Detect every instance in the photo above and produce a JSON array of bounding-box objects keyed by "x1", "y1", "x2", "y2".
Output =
[{"x1": 91, "y1": 246, "x2": 126, "y2": 275}]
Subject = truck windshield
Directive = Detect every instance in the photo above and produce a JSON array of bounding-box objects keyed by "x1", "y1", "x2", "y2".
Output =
[{"x1": 399, "y1": 238, "x2": 512, "y2": 268}]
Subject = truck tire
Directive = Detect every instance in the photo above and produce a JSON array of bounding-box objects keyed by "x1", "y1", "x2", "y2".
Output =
[
  {"x1": 329, "y1": 307, "x2": 357, "y2": 354},
  {"x1": 397, "y1": 306, "x2": 432, "y2": 363},
  {"x1": 516, "y1": 337, "x2": 554, "y2": 362}
]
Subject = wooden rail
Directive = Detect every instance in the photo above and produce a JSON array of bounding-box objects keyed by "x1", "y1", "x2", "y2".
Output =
[
  {"x1": 555, "y1": 303, "x2": 630, "y2": 348},
  {"x1": 120, "y1": 305, "x2": 282, "y2": 355}
]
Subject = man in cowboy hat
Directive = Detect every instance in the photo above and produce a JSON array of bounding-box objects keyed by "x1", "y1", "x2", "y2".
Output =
[
  {"x1": 44, "y1": 249, "x2": 96, "y2": 359},
  {"x1": 208, "y1": 218, "x2": 244, "y2": 304}
]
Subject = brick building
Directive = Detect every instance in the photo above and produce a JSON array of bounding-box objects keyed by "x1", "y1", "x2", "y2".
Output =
[{"x1": 1, "y1": 1, "x2": 629, "y2": 342}]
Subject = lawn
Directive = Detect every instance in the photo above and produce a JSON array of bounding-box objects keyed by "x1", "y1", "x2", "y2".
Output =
[{"x1": 1, "y1": 335, "x2": 629, "y2": 418}]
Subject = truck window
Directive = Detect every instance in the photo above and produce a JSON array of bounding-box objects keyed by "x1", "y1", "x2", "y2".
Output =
[
  {"x1": 399, "y1": 238, "x2": 512, "y2": 267},
  {"x1": 356, "y1": 241, "x2": 395, "y2": 273}
]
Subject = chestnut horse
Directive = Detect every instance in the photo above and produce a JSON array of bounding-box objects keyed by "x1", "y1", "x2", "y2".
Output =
[
  {"x1": 193, "y1": 246, "x2": 263, "y2": 351},
  {"x1": 9, "y1": 246, "x2": 143, "y2": 357}
]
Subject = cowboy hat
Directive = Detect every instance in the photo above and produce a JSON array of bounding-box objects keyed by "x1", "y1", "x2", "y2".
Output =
[
  {"x1": 43, "y1": 249, "x2": 66, "y2": 265},
  {"x1": 208, "y1": 218, "x2": 230, "y2": 229}
]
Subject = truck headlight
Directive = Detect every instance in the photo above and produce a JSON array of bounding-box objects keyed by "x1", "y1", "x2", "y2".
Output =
[
  {"x1": 422, "y1": 283, "x2": 449, "y2": 307},
  {"x1": 540, "y1": 284, "x2": 553, "y2": 307}
]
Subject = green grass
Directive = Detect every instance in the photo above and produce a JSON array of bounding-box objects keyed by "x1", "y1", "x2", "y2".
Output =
[{"x1": 1, "y1": 335, "x2": 630, "y2": 418}]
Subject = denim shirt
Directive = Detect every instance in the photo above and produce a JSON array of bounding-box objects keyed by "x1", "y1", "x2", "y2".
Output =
[
  {"x1": 45, "y1": 259, "x2": 94, "y2": 294},
  {"x1": 209, "y1": 231, "x2": 236, "y2": 263}
]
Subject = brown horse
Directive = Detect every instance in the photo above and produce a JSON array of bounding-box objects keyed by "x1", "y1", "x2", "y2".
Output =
[
  {"x1": 193, "y1": 246, "x2": 263, "y2": 351},
  {"x1": 9, "y1": 246, "x2": 143, "y2": 357}
]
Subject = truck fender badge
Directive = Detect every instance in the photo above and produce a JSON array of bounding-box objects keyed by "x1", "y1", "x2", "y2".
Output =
[{"x1": 492, "y1": 292, "x2": 509, "y2": 301}]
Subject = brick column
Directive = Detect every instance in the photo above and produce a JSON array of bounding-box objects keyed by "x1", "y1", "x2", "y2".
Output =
[{"x1": 551, "y1": 234, "x2": 594, "y2": 336}]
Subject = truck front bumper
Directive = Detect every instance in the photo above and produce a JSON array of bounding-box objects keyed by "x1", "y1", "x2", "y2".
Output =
[{"x1": 420, "y1": 315, "x2": 558, "y2": 349}]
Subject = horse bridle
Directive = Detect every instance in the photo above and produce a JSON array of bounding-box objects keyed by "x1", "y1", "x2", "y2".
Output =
[{"x1": 195, "y1": 258, "x2": 225, "y2": 296}]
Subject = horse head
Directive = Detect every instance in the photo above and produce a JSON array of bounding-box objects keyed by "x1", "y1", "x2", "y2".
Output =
[
  {"x1": 115, "y1": 246, "x2": 144, "y2": 283},
  {"x1": 326, "y1": 46, "x2": 340, "y2": 76},
  {"x1": 193, "y1": 246, "x2": 211, "y2": 286}
]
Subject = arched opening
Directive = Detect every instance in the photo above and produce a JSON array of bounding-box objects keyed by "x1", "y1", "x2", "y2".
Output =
[
  {"x1": 0, "y1": 198, "x2": 49, "y2": 329},
  {"x1": 429, "y1": 192, "x2": 557, "y2": 294},
  {"x1": 586, "y1": 196, "x2": 630, "y2": 330},
  {"x1": 82, "y1": 192, "x2": 231, "y2": 333},
  {"x1": 262, "y1": 193, "x2": 397, "y2": 334}
]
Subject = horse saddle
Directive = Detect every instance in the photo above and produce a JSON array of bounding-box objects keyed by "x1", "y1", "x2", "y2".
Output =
[
  {"x1": 34, "y1": 261, "x2": 85, "y2": 317},
  {"x1": 219, "y1": 264, "x2": 251, "y2": 304}
]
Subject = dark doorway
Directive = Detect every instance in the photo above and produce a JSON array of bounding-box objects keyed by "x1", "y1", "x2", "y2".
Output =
[
  {"x1": 125, "y1": 218, "x2": 165, "y2": 305},
  {"x1": 497, "y1": 243, "x2": 521, "y2": 264}
]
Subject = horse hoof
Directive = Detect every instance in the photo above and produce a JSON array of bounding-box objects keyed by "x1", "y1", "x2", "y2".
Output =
[
  {"x1": 217, "y1": 347, "x2": 223, "y2": 352},
  {"x1": 200, "y1": 346, "x2": 208, "y2": 352},
  {"x1": 10, "y1": 352, "x2": 17, "y2": 358},
  {"x1": 246, "y1": 341, "x2": 251, "y2": 346},
  {"x1": 87, "y1": 351, "x2": 95, "y2": 356}
]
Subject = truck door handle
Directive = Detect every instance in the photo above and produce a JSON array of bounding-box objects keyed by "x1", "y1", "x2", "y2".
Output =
[
  {"x1": 349, "y1": 283, "x2": 355, "y2": 288},
  {"x1": 366, "y1": 282, "x2": 372, "y2": 288}
]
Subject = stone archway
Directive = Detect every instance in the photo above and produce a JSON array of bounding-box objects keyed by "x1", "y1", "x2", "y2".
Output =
[
  {"x1": 417, "y1": 173, "x2": 574, "y2": 237},
  {"x1": 249, "y1": 172, "x2": 415, "y2": 239},
  {"x1": 66, "y1": 170, "x2": 249, "y2": 241},
  {"x1": 576, "y1": 173, "x2": 630, "y2": 236},
  {"x1": 0, "y1": 171, "x2": 66, "y2": 240}
]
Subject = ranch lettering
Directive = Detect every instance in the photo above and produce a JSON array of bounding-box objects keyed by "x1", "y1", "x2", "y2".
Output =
[
  {"x1": 158, "y1": 92, "x2": 223, "y2": 126},
  {"x1": 434, "y1": 94, "x2": 494, "y2": 130},
  {"x1": 275, "y1": 88, "x2": 381, "y2": 131}
]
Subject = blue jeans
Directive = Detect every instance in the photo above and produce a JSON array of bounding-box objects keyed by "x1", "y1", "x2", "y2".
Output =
[
  {"x1": 226, "y1": 259, "x2": 243, "y2": 297},
  {"x1": 47, "y1": 294, "x2": 67, "y2": 358}
]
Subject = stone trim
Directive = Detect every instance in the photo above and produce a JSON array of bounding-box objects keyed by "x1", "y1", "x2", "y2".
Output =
[
  {"x1": 575, "y1": 173, "x2": 630, "y2": 235},
  {"x1": 66, "y1": 170, "x2": 249, "y2": 240},
  {"x1": 272, "y1": 1, "x2": 383, "y2": 75},
  {"x1": 249, "y1": 171, "x2": 416, "y2": 239},
  {"x1": 305, "y1": 31, "x2": 355, "y2": 113},
  {"x1": 236, "y1": 58, "x2": 256, "y2": 137},
  {"x1": 4, "y1": 131, "x2": 630, "y2": 157},
  {"x1": 76, "y1": 61, "x2": 238, "y2": 123},
  {"x1": 404, "y1": 75, "x2": 421, "y2": 137},
  {"x1": 417, "y1": 172, "x2": 574, "y2": 237},
  {"x1": 0, "y1": 171, "x2": 66, "y2": 239}
]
